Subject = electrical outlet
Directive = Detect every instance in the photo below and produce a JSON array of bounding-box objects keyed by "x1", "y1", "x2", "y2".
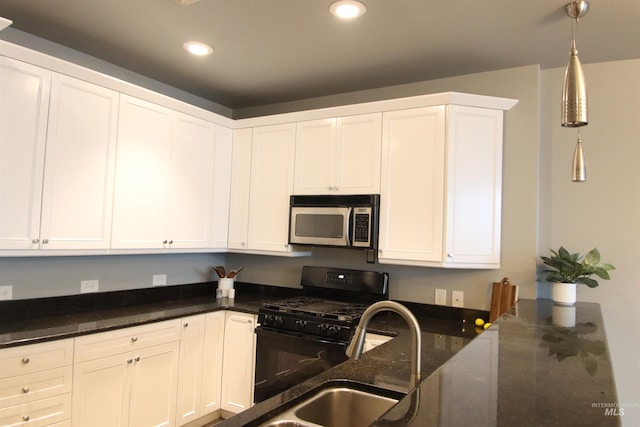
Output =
[
  {"x1": 81, "y1": 280, "x2": 99, "y2": 293},
  {"x1": 0, "y1": 286, "x2": 13, "y2": 300},
  {"x1": 452, "y1": 290, "x2": 464, "y2": 307},
  {"x1": 153, "y1": 274, "x2": 167, "y2": 287},
  {"x1": 435, "y1": 289, "x2": 447, "y2": 305}
]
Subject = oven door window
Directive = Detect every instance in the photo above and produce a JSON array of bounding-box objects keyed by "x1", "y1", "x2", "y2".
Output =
[{"x1": 254, "y1": 327, "x2": 348, "y2": 403}]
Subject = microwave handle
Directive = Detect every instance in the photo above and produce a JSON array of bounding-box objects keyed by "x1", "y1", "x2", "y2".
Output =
[{"x1": 346, "y1": 207, "x2": 353, "y2": 246}]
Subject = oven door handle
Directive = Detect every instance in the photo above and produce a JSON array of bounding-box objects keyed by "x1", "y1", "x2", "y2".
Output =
[{"x1": 255, "y1": 326, "x2": 349, "y2": 347}]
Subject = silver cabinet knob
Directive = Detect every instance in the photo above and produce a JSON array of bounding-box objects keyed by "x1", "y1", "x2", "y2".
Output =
[
  {"x1": 131, "y1": 337, "x2": 138, "y2": 342},
  {"x1": 163, "y1": 240, "x2": 168, "y2": 244},
  {"x1": 447, "y1": 253, "x2": 453, "y2": 258},
  {"x1": 22, "y1": 357, "x2": 30, "y2": 364},
  {"x1": 42, "y1": 239, "x2": 49, "y2": 244},
  {"x1": 168, "y1": 240, "x2": 173, "y2": 244},
  {"x1": 241, "y1": 241, "x2": 246, "y2": 246},
  {"x1": 127, "y1": 359, "x2": 133, "y2": 364},
  {"x1": 183, "y1": 322, "x2": 189, "y2": 328},
  {"x1": 134, "y1": 356, "x2": 140, "y2": 362},
  {"x1": 32, "y1": 238, "x2": 39, "y2": 244},
  {"x1": 22, "y1": 416, "x2": 30, "y2": 422},
  {"x1": 22, "y1": 386, "x2": 29, "y2": 394}
]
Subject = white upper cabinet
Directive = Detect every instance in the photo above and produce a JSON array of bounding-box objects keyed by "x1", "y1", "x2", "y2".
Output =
[
  {"x1": 227, "y1": 128, "x2": 253, "y2": 251},
  {"x1": 379, "y1": 106, "x2": 446, "y2": 264},
  {"x1": 294, "y1": 113, "x2": 382, "y2": 195},
  {"x1": 210, "y1": 126, "x2": 233, "y2": 249},
  {"x1": 111, "y1": 95, "x2": 226, "y2": 250},
  {"x1": 0, "y1": 57, "x2": 50, "y2": 250},
  {"x1": 247, "y1": 123, "x2": 297, "y2": 253},
  {"x1": 40, "y1": 74, "x2": 119, "y2": 250},
  {"x1": 379, "y1": 104, "x2": 505, "y2": 269},
  {"x1": 111, "y1": 95, "x2": 173, "y2": 249},
  {"x1": 444, "y1": 105, "x2": 504, "y2": 267}
]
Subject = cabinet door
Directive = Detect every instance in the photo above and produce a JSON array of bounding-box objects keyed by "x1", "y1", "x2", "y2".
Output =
[
  {"x1": 0, "y1": 57, "x2": 50, "y2": 250},
  {"x1": 227, "y1": 128, "x2": 252, "y2": 250},
  {"x1": 72, "y1": 353, "x2": 130, "y2": 427},
  {"x1": 444, "y1": 105, "x2": 503, "y2": 267},
  {"x1": 294, "y1": 118, "x2": 336, "y2": 194},
  {"x1": 221, "y1": 312, "x2": 256, "y2": 414},
  {"x1": 335, "y1": 113, "x2": 382, "y2": 194},
  {"x1": 168, "y1": 113, "x2": 216, "y2": 249},
  {"x1": 379, "y1": 106, "x2": 446, "y2": 264},
  {"x1": 211, "y1": 126, "x2": 233, "y2": 249},
  {"x1": 129, "y1": 341, "x2": 179, "y2": 427},
  {"x1": 176, "y1": 315, "x2": 205, "y2": 426},
  {"x1": 111, "y1": 95, "x2": 172, "y2": 249},
  {"x1": 40, "y1": 74, "x2": 119, "y2": 249},
  {"x1": 200, "y1": 311, "x2": 225, "y2": 415},
  {"x1": 247, "y1": 123, "x2": 296, "y2": 252}
]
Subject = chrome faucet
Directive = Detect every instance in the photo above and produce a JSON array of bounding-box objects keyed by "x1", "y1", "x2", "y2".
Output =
[{"x1": 346, "y1": 300, "x2": 422, "y2": 390}]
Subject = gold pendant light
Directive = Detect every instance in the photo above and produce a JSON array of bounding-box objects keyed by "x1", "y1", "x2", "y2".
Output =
[
  {"x1": 561, "y1": 1, "x2": 590, "y2": 182},
  {"x1": 561, "y1": 0, "x2": 589, "y2": 127},
  {"x1": 571, "y1": 131, "x2": 586, "y2": 182}
]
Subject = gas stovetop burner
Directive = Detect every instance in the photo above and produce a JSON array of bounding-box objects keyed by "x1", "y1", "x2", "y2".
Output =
[{"x1": 262, "y1": 297, "x2": 369, "y2": 322}]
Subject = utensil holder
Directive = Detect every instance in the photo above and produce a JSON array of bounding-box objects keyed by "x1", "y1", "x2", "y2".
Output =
[{"x1": 217, "y1": 278, "x2": 235, "y2": 297}]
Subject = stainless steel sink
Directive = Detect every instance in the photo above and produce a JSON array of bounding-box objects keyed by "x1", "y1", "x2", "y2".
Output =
[{"x1": 259, "y1": 381, "x2": 402, "y2": 427}]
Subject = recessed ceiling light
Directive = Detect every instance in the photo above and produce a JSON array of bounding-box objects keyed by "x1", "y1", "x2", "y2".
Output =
[
  {"x1": 183, "y1": 41, "x2": 213, "y2": 56},
  {"x1": 329, "y1": 0, "x2": 366, "y2": 19}
]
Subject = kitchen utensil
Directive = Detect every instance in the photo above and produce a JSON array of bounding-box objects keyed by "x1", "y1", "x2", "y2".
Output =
[
  {"x1": 215, "y1": 266, "x2": 226, "y2": 278},
  {"x1": 227, "y1": 266, "x2": 244, "y2": 278}
]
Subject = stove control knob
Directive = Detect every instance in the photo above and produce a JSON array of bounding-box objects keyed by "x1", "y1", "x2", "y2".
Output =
[
  {"x1": 317, "y1": 324, "x2": 328, "y2": 334},
  {"x1": 264, "y1": 315, "x2": 274, "y2": 325},
  {"x1": 274, "y1": 316, "x2": 284, "y2": 327},
  {"x1": 295, "y1": 320, "x2": 307, "y2": 330},
  {"x1": 327, "y1": 325, "x2": 339, "y2": 336}
]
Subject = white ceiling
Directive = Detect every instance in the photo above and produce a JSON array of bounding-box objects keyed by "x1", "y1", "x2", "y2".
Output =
[{"x1": 1, "y1": 0, "x2": 639, "y2": 110}]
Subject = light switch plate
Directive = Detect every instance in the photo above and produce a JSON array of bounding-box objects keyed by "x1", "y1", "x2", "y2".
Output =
[
  {"x1": 452, "y1": 290, "x2": 464, "y2": 307},
  {"x1": 435, "y1": 289, "x2": 447, "y2": 305}
]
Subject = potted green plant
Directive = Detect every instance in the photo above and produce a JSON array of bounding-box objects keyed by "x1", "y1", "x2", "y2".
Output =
[{"x1": 541, "y1": 247, "x2": 615, "y2": 305}]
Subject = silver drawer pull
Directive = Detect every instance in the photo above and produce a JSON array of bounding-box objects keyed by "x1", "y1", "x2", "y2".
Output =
[
  {"x1": 21, "y1": 357, "x2": 30, "y2": 364},
  {"x1": 22, "y1": 386, "x2": 29, "y2": 394}
]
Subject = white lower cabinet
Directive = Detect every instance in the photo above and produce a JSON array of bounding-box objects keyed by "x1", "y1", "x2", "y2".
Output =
[
  {"x1": 72, "y1": 320, "x2": 181, "y2": 427},
  {"x1": 175, "y1": 311, "x2": 225, "y2": 426},
  {"x1": 0, "y1": 339, "x2": 74, "y2": 427},
  {"x1": 220, "y1": 311, "x2": 257, "y2": 414}
]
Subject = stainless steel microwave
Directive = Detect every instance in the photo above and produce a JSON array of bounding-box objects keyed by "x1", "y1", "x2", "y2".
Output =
[{"x1": 288, "y1": 194, "x2": 379, "y2": 249}]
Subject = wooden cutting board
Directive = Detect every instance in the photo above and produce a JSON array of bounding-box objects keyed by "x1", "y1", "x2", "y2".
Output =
[{"x1": 489, "y1": 277, "x2": 518, "y2": 322}]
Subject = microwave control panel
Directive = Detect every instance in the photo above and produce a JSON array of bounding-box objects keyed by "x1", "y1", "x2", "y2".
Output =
[{"x1": 352, "y1": 207, "x2": 372, "y2": 247}]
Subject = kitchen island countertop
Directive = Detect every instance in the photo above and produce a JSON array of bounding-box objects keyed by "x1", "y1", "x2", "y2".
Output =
[{"x1": 218, "y1": 299, "x2": 619, "y2": 427}]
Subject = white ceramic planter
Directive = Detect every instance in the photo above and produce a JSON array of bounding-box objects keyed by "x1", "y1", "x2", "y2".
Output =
[{"x1": 552, "y1": 282, "x2": 577, "y2": 306}]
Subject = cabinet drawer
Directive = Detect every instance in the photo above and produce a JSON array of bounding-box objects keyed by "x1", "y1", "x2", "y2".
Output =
[
  {"x1": 0, "y1": 340, "x2": 73, "y2": 379},
  {"x1": 0, "y1": 393, "x2": 71, "y2": 427},
  {"x1": 74, "y1": 319, "x2": 181, "y2": 363},
  {"x1": 0, "y1": 366, "x2": 72, "y2": 409}
]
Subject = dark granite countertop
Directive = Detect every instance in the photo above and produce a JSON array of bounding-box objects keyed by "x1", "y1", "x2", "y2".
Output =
[
  {"x1": 0, "y1": 281, "x2": 301, "y2": 348},
  {"x1": 221, "y1": 299, "x2": 618, "y2": 427},
  {"x1": 0, "y1": 284, "x2": 618, "y2": 427}
]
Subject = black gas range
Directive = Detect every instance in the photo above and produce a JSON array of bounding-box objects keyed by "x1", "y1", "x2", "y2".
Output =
[{"x1": 254, "y1": 266, "x2": 389, "y2": 403}]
